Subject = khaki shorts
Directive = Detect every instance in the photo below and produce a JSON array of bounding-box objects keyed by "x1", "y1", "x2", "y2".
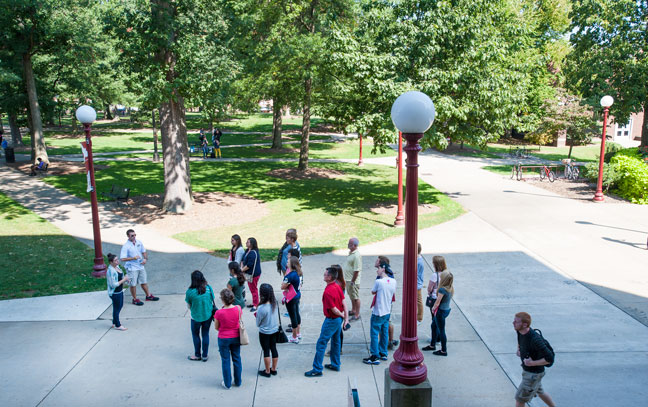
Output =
[
  {"x1": 515, "y1": 370, "x2": 545, "y2": 403},
  {"x1": 127, "y1": 267, "x2": 147, "y2": 286},
  {"x1": 346, "y1": 280, "x2": 359, "y2": 300}
]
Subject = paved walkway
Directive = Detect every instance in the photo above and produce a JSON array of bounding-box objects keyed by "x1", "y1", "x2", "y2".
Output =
[{"x1": 1, "y1": 149, "x2": 647, "y2": 407}]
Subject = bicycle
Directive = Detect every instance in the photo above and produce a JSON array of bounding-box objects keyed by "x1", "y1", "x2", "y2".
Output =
[
  {"x1": 510, "y1": 162, "x2": 522, "y2": 180},
  {"x1": 539, "y1": 164, "x2": 555, "y2": 182},
  {"x1": 562, "y1": 159, "x2": 580, "y2": 181}
]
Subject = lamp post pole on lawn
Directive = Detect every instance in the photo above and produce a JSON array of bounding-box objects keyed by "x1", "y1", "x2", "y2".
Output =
[
  {"x1": 594, "y1": 95, "x2": 614, "y2": 202},
  {"x1": 389, "y1": 91, "x2": 436, "y2": 388},
  {"x1": 76, "y1": 105, "x2": 106, "y2": 277},
  {"x1": 358, "y1": 133, "x2": 364, "y2": 166},
  {"x1": 394, "y1": 131, "x2": 404, "y2": 226}
]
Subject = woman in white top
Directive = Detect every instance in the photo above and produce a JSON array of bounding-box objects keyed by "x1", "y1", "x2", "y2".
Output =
[
  {"x1": 229, "y1": 234, "x2": 245, "y2": 263},
  {"x1": 106, "y1": 253, "x2": 131, "y2": 331}
]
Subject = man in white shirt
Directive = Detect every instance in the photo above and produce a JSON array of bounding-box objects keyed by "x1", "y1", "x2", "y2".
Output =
[
  {"x1": 120, "y1": 229, "x2": 158, "y2": 305},
  {"x1": 363, "y1": 259, "x2": 397, "y2": 365}
]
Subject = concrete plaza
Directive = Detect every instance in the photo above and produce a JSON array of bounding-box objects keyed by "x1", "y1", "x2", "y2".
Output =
[{"x1": 1, "y1": 149, "x2": 647, "y2": 407}]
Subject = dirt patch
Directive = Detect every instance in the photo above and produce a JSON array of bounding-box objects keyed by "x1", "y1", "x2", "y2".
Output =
[
  {"x1": 7, "y1": 161, "x2": 109, "y2": 176},
  {"x1": 266, "y1": 167, "x2": 345, "y2": 180},
  {"x1": 521, "y1": 177, "x2": 628, "y2": 204},
  {"x1": 110, "y1": 192, "x2": 269, "y2": 235},
  {"x1": 370, "y1": 203, "x2": 440, "y2": 215}
]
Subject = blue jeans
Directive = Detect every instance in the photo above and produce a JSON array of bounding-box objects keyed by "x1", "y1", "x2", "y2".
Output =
[
  {"x1": 110, "y1": 292, "x2": 123, "y2": 327},
  {"x1": 312, "y1": 317, "x2": 342, "y2": 372},
  {"x1": 218, "y1": 337, "x2": 242, "y2": 388},
  {"x1": 191, "y1": 319, "x2": 212, "y2": 358},
  {"x1": 370, "y1": 314, "x2": 390, "y2": 357},
  {"x1": 431, "y1": 308, "x2": 451, "y2": 352}
]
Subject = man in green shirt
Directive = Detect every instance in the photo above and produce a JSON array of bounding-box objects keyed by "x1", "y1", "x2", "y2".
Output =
[{"x1": 343, "y1": 237, "x2": 362, "y2": 321}]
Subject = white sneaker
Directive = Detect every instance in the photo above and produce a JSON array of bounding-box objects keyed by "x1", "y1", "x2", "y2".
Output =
[
  {"x1": 288, "y1": 336, "x2": 300, "y2": 344},
  {"x1": 221, "y1": 380, "x2": 230, "y2": 390},
  {"x1": 297, "y1": 334, "x2": 302, "y2": 340}
]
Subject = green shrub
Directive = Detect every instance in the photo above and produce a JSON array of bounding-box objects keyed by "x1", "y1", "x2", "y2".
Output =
[
  {"x1": 614, "y1": 148, "x2": 642, "y2": 160},
  {"x1": 603, "y1": 142, "x2": 624, "y2": 162},
  {"x1": 610, "y1": 155, "x2": 648, "y2": 204},
  {"x1": 582, "y1": 161, "x2": 621, "y2": 192}
]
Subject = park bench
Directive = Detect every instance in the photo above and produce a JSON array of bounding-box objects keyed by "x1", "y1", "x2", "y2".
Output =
[
  {"x1": 100, "y1": 184, "x2": 131, "y2": 206},
  {"x1": 34, "y1": 162, "x2": 49, "y2": 176}
]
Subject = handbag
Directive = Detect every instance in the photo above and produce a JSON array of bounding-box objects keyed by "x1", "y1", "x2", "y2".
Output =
[
  {"x1": 244, "y1": 250, "x2": 257, "y2": 283},
  {"x1": 238, "y1": 306, "x2": 250, "y2": 346},
  {"x1": 275, "y1": 306, "x2": 289, "y2": 344},
  {"x1": 426, "y1": 271, "x2": 440, "y2": 307},
  {"x1": 208, "y1": 285, "x2": 218, "y2": 320}
]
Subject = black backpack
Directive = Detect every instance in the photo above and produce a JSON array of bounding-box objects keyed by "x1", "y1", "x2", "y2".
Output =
[{"x1": 533, "y1": 329, "x2": 555, "y2": 367}]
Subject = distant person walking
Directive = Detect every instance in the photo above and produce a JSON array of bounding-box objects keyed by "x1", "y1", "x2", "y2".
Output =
[
  {"x1": 106, "y1": 253, "x2": 130, "y2": 331},
  {"x1": 227, "y1": 262, "x2": 246, "y2": 308},
  {"x1": 241, "y1": 237, "x2": 262, "y2": 312},
  {"x1": 343, "y1": 237, "x2": 362, "y2": 321},
  {"x1": 229, "y1": 234, "x2": 245, "y2": 264},
  {"x1": 513, "y1": 312, "x2": 556, "y2": 407},
  {"x1": 120, "y1": 229, "x2": 159, "y2": 305},
  {"x1": 363, "y1": 259, "x2": 397, "y2": 365},
  {"x1": 214, "y1": 289, "x2": 243, "y2": 389},
  {"x1": 256, "y1": 284, "x2": 279, "y2": 377},
  {"x1": 282, "y1": 256, "x2": 303, "y2": 343},
  {"x1": 305, "y1": 265, "x2": 348, "y2": 377},
  {"x1": 212, "y1": 128, "x2": 222, "y2": 158},
  {"x1": 185, "y1": 270, "x2": 215, "y2": 362}
]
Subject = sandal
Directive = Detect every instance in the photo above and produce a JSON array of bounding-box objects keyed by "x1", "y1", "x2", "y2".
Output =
[{"x1": 422, "y1": 345, "x2": 435, "y2": 351}]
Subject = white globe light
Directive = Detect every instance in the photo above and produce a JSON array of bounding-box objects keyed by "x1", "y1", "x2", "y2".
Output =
[
  {"x1": 391, "y1": 91, "x2": 436, "y2": 133},
  {"x1": 76, "y1": 105, "x2": 97, "y2": 124},
  {"x1": 600, "y1": 95, "x2": 614, "y2": 108}
]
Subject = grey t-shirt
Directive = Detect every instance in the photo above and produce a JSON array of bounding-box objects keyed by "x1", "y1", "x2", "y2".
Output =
[{"x1": 255, "y1": 303, "x2": 279, "y2": 334}]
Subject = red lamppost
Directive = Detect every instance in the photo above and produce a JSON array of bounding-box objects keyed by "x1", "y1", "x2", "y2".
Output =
[
  {"x1": 358, "y1": 133, "x2": 364, "y2": 166},
  {"x1": 76, "y1": 105, "x2": 107, "y2": 277},
  {"x1": 594, "y1": 95, "x2": 614, "y2": 202},
  {"x1": 389, "y1": 91, "x2": 436, "y2": 386},
  {"x1": 394, "y1": 131, "x2": 404, "y2": 226}
]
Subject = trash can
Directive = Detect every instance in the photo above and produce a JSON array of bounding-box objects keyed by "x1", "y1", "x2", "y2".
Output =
[{"x1": 4, "y1": 147, "x2": 15, "y2": 163}]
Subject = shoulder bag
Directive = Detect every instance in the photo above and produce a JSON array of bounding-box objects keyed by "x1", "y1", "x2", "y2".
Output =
[
  {"x1": 244, "y1": 251, "x2": 257, "y2": 283},
  {"x1": 275, "y1": 305, "x2": 289, "y2": 344},
  {"x1": 238, "y1": 306, "x2": 249, "y2": 345},
  {"x1": 208, "y1": 285, "x2": 218, "y2": 320},
  {"x1": 425, "y1": 272, "x2": 440, "y2": 308}
]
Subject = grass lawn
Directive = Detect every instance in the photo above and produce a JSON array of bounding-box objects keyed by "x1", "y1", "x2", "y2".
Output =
[
  {"x1": 187, "y1": 112, "x2": 329, "y2": 133},
  {"x1": 481, "y1": 165, "x2": 514, "y2": 175},
  {"x1": 222, "y1": 139, "x2": 396, "y2": 160},
  {"x1": 0, "y1": 192, "x2": 103, "y2": 300},
  {"x1": 43, "y1": 160, "x2": 464, "y2": 260}
]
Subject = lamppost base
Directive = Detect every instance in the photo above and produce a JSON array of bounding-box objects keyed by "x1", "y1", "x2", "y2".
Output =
[
  {"x1": 593, "y1": 192, "x2": 605, "y2": 202},
  {"x1": 384, "y1": 368, "x2": 432, "y2": 407},
  {"x1": 394, "y1": 215, "x2": 405, "y2": 226},
  {"x1": 92, "y1": 260, "x2": 107, "y2": 278},
  {"x1": 358, "y1": 160, "x2": 363, "y2": 166}
]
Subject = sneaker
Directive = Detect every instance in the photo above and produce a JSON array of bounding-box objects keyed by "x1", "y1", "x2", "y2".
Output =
[
  {"x1": 283, "y1": 312, "x2": 289, "y2": 317},
  {"x1": 258, "y1": 370, "x2": 271, "y2": 378},
  {"x1": 288, "y1": 336, "x2": 300, "y2": 344},
  {"x1": 379, "y1": 354, "x2": 388, "y2": 361},
  {"x1": 286, "y1": 327, "x2": 293, "y2": 333},
  {"x1": 221, "y1": 380, "x2": 230, "y2": 389},
  {"x1": 202, "y1": 357, "x2": 208, "y2": 362},
  {"x1": 324, "y1": 364, "x2": 340, "y2": 372},
  {"x1": 145, "y1": 295, "x2": 159, "y2": 301},
  {"x1": 305, "y1": 369, "x2": 322, "y2": 377},
  {"x1": 363, "y1": 355, "x2": 380, "y2": 365},
  {"x1": 297, "y1": 334, "x2": 302, "y2": 340},
  {"x1": 132, "y1": 299, "x2": 144, "y2": 306},
  {"x1": 288, "y1": 323, "x2": 292, "y2": 328},
  {"x1": 433, "y1": 350, "x2": 448, "y2": 356},
  {"x1": 270, "y1": 369, "x2": 277, "y2": 376},
  {"x1": 422, "y1": 345, "x2": 436, "y2": 351},
  {"x1": 114, "y1": 326, "x2": 127, "y2": 331}
]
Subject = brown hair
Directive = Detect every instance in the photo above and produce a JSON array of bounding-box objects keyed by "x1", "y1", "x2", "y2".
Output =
[
  {"x1": 286, "y1": 229, "x2": 297, "y2": 242},
  {"x1": 418, "y1": 243, "x2": 422, "y2": 254},
  {"x1": 432, "y1": 256, "x2": 447, "y2": 272},
  {"x1": 289, "y1": 256, "x2": 302, "y2": 276},
  {"x1": 220, "y1": 288, "x2": 235, "y2": 306},
  {"x1": 377, "y1": 255, "x2": 390, "y2": 266},
  {"x1": 515, "y1": 312, "x2": 532, "y2": 328},
  {"x1": 327, "y1": 264, "x2": 345, "y2": 291}
]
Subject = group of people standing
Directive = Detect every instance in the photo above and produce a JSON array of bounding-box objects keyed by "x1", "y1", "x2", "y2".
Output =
[{"x1": 198, "y1": 128, "x2": 222, "y2": 159}]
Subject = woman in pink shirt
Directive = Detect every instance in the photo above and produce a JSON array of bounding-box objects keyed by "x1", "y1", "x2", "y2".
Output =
[{"x1": 214, "y1": 289, "x2": 242, "y2": 389}]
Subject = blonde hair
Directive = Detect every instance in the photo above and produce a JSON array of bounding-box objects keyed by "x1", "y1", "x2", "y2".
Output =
[
  {"x1": 439, "y1": 272, "x2": 454, "y2": 296},
  {"x1": 289, "y1": 256, "x2": 302, "y2": 276}
]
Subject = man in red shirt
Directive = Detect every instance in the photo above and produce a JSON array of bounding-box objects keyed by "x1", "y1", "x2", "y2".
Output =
[{"x1": 305, "y1": 265, "x2": 349, "y2": 377}]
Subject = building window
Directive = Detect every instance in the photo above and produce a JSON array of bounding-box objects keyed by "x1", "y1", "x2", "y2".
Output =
[{"x1": 615, "y1": 119, "x2": 633, "y2": 138}]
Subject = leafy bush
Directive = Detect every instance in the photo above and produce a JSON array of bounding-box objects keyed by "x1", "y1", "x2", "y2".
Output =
[
  {"x1": 583, "y1": 162, "x2": 621, "y2": 192},
  {"x1": 603, "y1": 142, "x2": 624, "y2": 162},
  {"x1": 614, "y1": 147, "x2": 642, "y2": 160},
  {"x1": 611, "y1": 155, "x2": 648, "y2": 204}
]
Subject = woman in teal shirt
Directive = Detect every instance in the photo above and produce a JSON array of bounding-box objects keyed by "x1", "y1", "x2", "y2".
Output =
[
  {"x1": 185, "y1": 270, "x2": 215, "y2": 361},
  {"x1": 227, "y1": 262, "x2": 246, "y2": 308}
]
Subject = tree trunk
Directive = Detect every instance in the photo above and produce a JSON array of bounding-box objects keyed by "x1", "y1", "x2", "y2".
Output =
[
  {"x1": 22, "y1": 52, "x2": 48, "y2": 162},
  {"x1": 567, "y1": 142, "x2": 574, "y2": 158},
  {"x1": 152, "y1": 109, "x2": 160, "y2": 162},
  {"x1": 105, "y1": 103, "x2": 113, "y2": 120},
  {"x1": 271, "y1": 99, "x2": 283, "y2": 149},
  {"x1": 160, "y1": 95, "x2": 192, "y2": 213},
  {"x1": 8, "y1": 113, "x2": 22, "y2": 146},
  {"x1": 298, "y1": 77, "x2": 312, "y2": 170},
  {"x1": 209, "y1": 117, "x2": 214, "y2": 139},
  {"x1": 153, "y1": 0, "x2": 192, "y2": 213}
]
